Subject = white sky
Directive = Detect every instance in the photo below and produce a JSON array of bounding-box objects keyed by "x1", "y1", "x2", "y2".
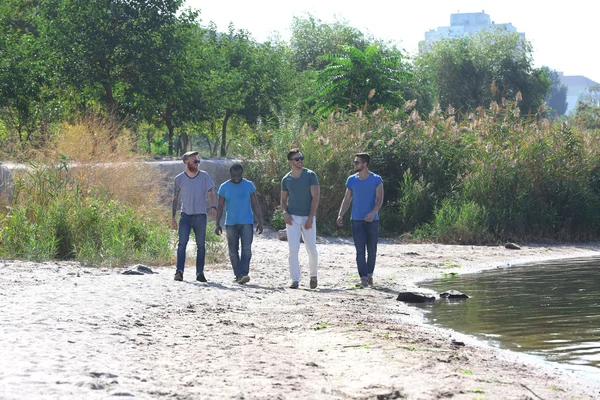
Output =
[{"x1": 184, "y1": 0, "x2": 600, "y2": 84}]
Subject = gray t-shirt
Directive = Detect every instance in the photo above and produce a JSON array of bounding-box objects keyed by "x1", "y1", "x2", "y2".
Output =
[
  {"x1": 281, "y1": 168, "x2": 319, "y2": 216},
  {"x1": 174, "y1": 171, "x2": 215, "y2": 215}
]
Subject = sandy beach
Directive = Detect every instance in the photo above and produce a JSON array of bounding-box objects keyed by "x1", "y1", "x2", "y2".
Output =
[{"x1": 1, "y1": 231, "x2": 600, "y2": 399}]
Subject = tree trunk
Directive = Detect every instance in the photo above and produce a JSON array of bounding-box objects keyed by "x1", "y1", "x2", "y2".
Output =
[
  {"x1": 166, "y1": 119, "x2": 174, "y2": 156},
  {"x1": 161, "y1": 103, "x2": 175, "y2": 156},
  {"x1": 180, "y1": 131, "x2": 190, "y2": 153},
  {"x1": 220, "y1": 111, "x2": 232, "y2": 157},
  {"x1": 104, "y1": 83, "x2": 117, "y2": 116}
]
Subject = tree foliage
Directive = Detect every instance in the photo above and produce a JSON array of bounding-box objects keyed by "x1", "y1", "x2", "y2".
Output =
[
  {"x1": 542, "y1": 66, "x2": 568, "y2": 117},
  {"x1": 416, "y1": 29, "x2": 551, "y2": 115},
  {"x1": 312, "y1": 44, "x2": 412, "y2": 116}
]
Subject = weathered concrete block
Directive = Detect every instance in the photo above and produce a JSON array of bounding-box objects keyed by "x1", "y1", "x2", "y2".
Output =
[{"x1": 0, "y1": 165, "x2": 15, "y2": 201}]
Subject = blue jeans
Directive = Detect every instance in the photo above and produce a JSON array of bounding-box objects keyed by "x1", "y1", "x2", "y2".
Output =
[
  {"x1": 351, "y1": 220, "x2": 379, "y2": 278},
  {"x1": 225, "y1": 224, "x2": 254, "y2": 278},
  {"x1": 176, "y1": 213, "x2": 207, "y2": 276}
]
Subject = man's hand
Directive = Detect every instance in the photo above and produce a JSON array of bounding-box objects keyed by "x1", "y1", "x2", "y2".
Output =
[
  {"x1": 215, "y1": 224, "x2": 222, "y2": 235},
  {"x1": 209, "y1": 207, "x2": 217, "y2": 219},
  {"x1": 256, "y1": 222, "x2": 264, "y2": 234},
  {"x1": 171, "y1": 217, "x2": 178, "y2": 230},
  {"x1": 336, "y1": 215, "x2": 343, "y2": 227},
  {"x1": 304, "y1": 217, "x2": 314, "y2": 230},
  {"x1": 365, "y1": 212, "x2": 375, "y2": 222},
  {"x1": 283, "y1": 211, "x2": 293, "y2": 225}
]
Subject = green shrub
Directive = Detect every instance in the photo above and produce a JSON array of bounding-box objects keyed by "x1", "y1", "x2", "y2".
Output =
[{"x1": 0, "y1": 159, "x2": 173, "y2": 266}]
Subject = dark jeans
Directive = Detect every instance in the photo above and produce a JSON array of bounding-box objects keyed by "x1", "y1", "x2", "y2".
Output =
[
  {"x1": 225, "y1": 224, "x2": 254, "y2": 278},
  {"x1": 176, "y1": 213, "x2": 207, "y2": 276},
  {"x1": 351, "y1": 220, "x2": 379, "y2": 278}
]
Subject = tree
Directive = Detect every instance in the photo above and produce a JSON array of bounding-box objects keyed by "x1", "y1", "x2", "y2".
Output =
[
  {"x1": 290, "y1": 14, "x2": 366, "y2": 71},
  {"x1": 0, "y1": 0, "x2": 62, "y2": 146},
  {"x1": 40, "y1": 0, "x2": 185, "y2": 117},
  {"x1": 206, "y1": 26, "x2": 298, "y2": 156},
  {"x1": 312, "y1": 44, "x2": 412, "y2": 116},
  {"x1": 134, "y1": 11, "x2": 217, "y2": 156},
  {"x1": 416, "y1": 29, "x2": 551, "y2": 116},
  {"x1": 542, "y1": 66, "x2": 568, "y2": 117},
  {"x1": 574, "y1": 85, "x2": 600, "y2": 129}
]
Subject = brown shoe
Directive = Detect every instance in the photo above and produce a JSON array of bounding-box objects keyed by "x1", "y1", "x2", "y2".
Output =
[{"x1": 310, "y1": 276, "x2": 318, "y2": 289}]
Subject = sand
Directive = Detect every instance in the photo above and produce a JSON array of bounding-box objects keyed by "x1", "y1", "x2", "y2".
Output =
[{"x1": 1, "y1": 231, "x2": 600, "y2": 399}]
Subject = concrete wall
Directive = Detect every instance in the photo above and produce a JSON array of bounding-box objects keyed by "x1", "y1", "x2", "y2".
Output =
[{"x1": 0, "y1": 165, "x2": 14, "y2": 201}]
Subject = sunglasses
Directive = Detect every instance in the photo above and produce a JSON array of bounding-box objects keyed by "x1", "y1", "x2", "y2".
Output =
[
  {"x1": 353, "y1": 160, "x2": 362, "y2": 165},
  {"x1": 190, "y1": 159, "x2": 200, "y2": 164},
  {"x1": 292, "y1": 157, "x2": 304, "y2": 162}
]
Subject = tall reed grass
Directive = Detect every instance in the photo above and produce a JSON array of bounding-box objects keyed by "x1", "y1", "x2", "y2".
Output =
[{"x1": 239, "y1": 98, "x2": 600, "y2": 243}]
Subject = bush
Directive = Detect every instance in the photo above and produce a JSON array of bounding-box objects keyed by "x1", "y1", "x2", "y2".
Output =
[{"x1": 0, "y1": 158, "x2": 174, "y2": 266}]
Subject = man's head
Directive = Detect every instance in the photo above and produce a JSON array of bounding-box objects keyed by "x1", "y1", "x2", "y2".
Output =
[
  {"x1": 229, "y1": 163, "x2": 244, "y2": 184},
  {"x1": 287, "y1": 148, "x2": 304, "y2": 168},
  {"x1": 182, "y1": 151, "x2": 199, "y2": 171},
  {"x1": 353, "y1": 152, "x2": 371, "y2": 171}
]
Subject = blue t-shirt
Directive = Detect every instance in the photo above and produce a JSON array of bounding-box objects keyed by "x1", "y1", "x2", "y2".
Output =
[
  {"x1": 346, "y1": 172, "x2": 383, "y2": 220},
  {"x1": 218, "y1": 179, "x2": 256, "y2": 225},
  {"x1": 281, "y1": 168, "x2": 319, "y2": 216}
]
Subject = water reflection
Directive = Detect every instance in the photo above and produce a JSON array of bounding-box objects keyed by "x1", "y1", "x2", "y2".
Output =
[{"x1": 417, "y1": 257, "x2": 600, "y2": 379}]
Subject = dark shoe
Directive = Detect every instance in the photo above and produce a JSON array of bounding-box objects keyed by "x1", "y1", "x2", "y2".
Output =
[
  {"x1": 310, "y1": 276, "x2": 318, "y2": 289},
  {"x1": 368, "y1": 276, "x2": 374, "y2": 286},
  {"x1": 238, "y1": 276, "x2": 250, "y2": 285},
  {"x1": 289, "y1": 281, "x2": 299, "y2": 289},
  {"x1": 233, "y1": 276, "x2": 241, "y2": 283},
  {"x1": 196, "y1": 274, "x2": 207, "y2": 283},
  {"x1": 356, "y1": 277, "x2": 369, "y2": 288},
  {"x1": 174, "y1": 271, "x2": 183, "y2": 281}
]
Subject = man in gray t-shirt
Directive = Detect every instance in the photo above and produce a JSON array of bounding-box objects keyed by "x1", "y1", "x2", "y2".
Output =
[
  {"x1": 171, "y1": 151, "x2": 217, "y2": 282},
  {"x1": 280, "y1": 148, "x2": 320, "y2": 289}
]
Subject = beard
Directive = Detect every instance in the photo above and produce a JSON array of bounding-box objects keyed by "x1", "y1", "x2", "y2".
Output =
[{"x1": 188, "y1": 163, "x2": 198, "y2": 172}]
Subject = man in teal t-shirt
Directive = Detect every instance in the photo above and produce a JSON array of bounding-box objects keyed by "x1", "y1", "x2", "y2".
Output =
[
  {"x1": 280, "y1": 148, "x2": 320, "y2": 289},
  {"x1": 215, "y1": 164, "x2": 263, "y2": 284}
]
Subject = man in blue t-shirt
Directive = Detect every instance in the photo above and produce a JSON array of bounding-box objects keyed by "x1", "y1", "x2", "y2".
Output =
[
  {"x1": 281, "y1": 148, "x2": 320, "y2": 289},
  {"x1": 215, "y1": 164, "x2": 263, "y2": 284},
  {"x1": 337, "y1": 152, "x2": 384, "y2": 288}
]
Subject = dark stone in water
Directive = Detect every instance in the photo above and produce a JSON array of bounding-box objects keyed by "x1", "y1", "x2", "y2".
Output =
[
  {"x1": 122, "y1": 265, "x2": 155, "y2": 275},
  {"x1": 440, "y1": 290, "x2": 469, "y2": 299},
  {"x1": 504, "y1": 242, "x2": 521, "y2": 250},
  {"x1": 397, "y1": 292, "x2": 436, "y2": 303}
]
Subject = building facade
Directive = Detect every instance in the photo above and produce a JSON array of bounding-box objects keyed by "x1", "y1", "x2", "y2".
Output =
[{"x1": 421, "y1": 11, "x2": 523, "y2": 50}]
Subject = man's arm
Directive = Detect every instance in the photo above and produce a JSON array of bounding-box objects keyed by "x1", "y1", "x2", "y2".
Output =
[
  {"x1": 280, "y1": 190, "x2": 292, "y2": 225},
  {"x1": 305, "y1": 184, "x2": 320, "y2": 229},
  {"x1": 365, "y1": 183, "x2": 384, "y2": 222},
  {"x1": 207, "y1": 188, "x2": 217, "y2": 219},
  {"x1": 171, "y1": 188, "x2": 180, "y2": 230},
  {"x1": 214, "y1": 195, "x2": 225, "y2": 234},
  {"x1": 336, "y1": 188, "x2": 353, "y2": 226},
  {"x1": 250, "y1": 192, "x2": 263, "y2": 234}
]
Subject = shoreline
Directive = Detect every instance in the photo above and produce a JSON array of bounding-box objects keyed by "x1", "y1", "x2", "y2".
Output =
[{"x1": 1, "y1": 235, "x2": 600, "y2": 399}]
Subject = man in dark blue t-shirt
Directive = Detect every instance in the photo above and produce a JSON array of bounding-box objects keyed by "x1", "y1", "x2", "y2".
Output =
[{"x1": 337, "y1": 152, "x2": 384, "y2": 287}]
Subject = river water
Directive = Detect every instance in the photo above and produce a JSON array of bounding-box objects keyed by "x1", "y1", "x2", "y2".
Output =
[{"x1": 417, "y1": 257, "x2": 600, "y2": 379}]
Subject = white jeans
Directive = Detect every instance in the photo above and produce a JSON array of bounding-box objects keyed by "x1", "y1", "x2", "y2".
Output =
[{"x1": 286, "y1": 215, "x2": 318, "y2": 282}]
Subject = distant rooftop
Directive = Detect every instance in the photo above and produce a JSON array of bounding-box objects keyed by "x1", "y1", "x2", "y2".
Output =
[{"x1": 560, "y1": 74, "x2": 599, "y2": 87}]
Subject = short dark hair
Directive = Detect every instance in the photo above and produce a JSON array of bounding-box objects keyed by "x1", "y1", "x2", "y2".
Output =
[
  {"x1": 230, "y1": 163, "x2": 243, "y2": 174},
  {"x1": 287, "y1": 148, "x2": 300, "y2": 160},
  {"x1": 355, "y1": 152, "x2": 371, "y2": 166}
]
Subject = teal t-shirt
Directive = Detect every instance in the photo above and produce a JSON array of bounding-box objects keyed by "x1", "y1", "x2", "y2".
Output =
[
  {"x1": 281, "y1": 168, "x2": 319, "y2": 216},
  {"x1": 218, "y1": 179, "x2": 256, "y2": 225}
]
